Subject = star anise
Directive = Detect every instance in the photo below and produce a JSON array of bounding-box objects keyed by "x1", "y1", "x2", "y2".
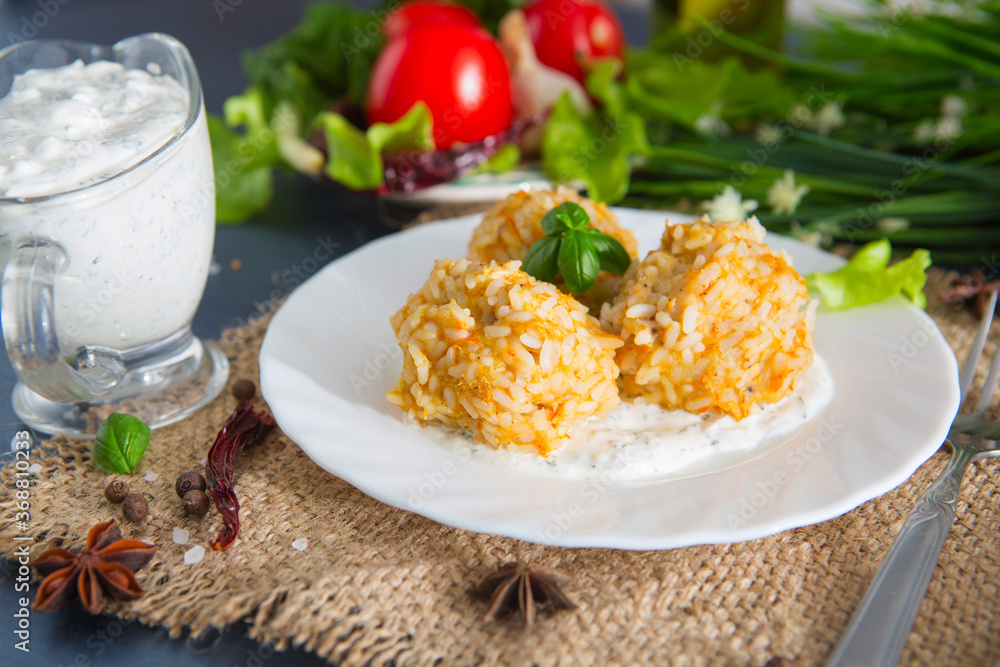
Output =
[
  {"x1": 940, "y1": 268, "x2": 1000, "y2": 319},
  {"x1": 472, "y1": 563, "x2": 577, "y2": 628},
  {"x1": 31, "y1": 518, "x2": 157, "y2": 615}
]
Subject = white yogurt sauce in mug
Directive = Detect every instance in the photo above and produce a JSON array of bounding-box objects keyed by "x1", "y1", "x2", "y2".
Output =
[
  {"x1": 0, "y1": 59, "x2": 214, "y2": 351},
  {"x1": 424, "y1": 356, "x2": 835, "y2": 481}
]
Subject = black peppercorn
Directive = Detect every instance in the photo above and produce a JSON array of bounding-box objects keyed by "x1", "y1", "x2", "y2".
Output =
[
  {"x1": 122, "y1": 493, "x2": 149, "y2": 522},
  {"x1": 104, "y1": 479, "x2": 130, "y2": 504},
  {"x1": 175, "y1": 471, "x2": 207, "y2": 498},
  {"x1": 183, "y1": 489, "x2": 210, "y2": 516},
  {"x1": 231, "y1": 379, "x2": 256, "y2": 401}
]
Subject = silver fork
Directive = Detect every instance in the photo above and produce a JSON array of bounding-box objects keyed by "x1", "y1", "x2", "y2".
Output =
[{"x1": 828, "y1": 290, "x2": 1000, "y2": 667}]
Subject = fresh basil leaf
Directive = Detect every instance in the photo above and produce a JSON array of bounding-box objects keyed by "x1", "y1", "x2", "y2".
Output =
[
  {"x1": 92, "y1": 413, "x2": 151, "y2": 475},
  {"x1": 587, "y1": 229, "x2": 632, "y2": 275},
  {"x1": 541, "y1": 202, "x2": 590, "y2": 236},
  {"x1": 522, "y1": 234, "x2": 563, "y2": 284},
  {"x1": 558, "y1": 230, "x2": 601, "y2": 294},
  {"x1": 561, "y1": 202, "x2": 591, "y2": 230},
  {"x1": 540, "y1": 205, "x2": 570, "y2": 235},
  {"x1": 806, "y1": 240, "x2": 931, "y2": 310}
]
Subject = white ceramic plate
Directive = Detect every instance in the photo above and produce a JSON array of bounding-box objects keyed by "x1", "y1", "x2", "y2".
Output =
[{"x1": 259, "y1": 209, "x2": 960, "y2": 549}]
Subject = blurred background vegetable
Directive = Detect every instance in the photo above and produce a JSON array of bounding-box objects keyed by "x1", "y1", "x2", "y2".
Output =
[
  {"x1": 365, "y1": 22, "x2": 513, "y2": 148},
  {"x1": 523, "y1": 0, "x2": 626, "y2": 83},
  {"x1": 209, "y1": 0, "x2": 1000, "y2": 263},
  {"x1": 382, "y1": 0, "x2": 481, "y2": 39},
  {"x1": 622, "y1": 0, "x2": 1000, "y2": 263}
]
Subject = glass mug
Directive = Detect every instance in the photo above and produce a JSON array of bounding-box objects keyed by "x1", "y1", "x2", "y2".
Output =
[{"x1": 0, "y1": 34, "x2": 228, "y2": 437}]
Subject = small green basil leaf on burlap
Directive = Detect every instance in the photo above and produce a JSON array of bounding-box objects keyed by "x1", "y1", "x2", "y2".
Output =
[
  {"x1": 586, "y1": 228, "x2": 632, "y2": 275},
  {"x1": 558, "y1": 229, "x2": 600, "y2": 294},
  {"x1": 92, "y1": 413, "x2": 151, "y2": 474},
  {"x1": 522, "y1": 234, "x2": 563, "y2": 284}
]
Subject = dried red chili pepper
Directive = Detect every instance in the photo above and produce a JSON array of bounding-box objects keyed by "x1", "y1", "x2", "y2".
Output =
[{"x1": 205, "y1": 399, "x2": 276, "y2": 551}]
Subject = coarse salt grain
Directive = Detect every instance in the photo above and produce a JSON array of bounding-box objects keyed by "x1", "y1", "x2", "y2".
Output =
[
  {"x1": 172, "y1": 528, "x2": 189, "y2": 545},
  {"x1": 184, "y1": 545, "x2": 205, "y2": 565},
  {"x1": 291, "y1": 538, "x2": 308, "y2": 551},
  {"x1": 144, "y1": 472, "x2": 159, "y2": 482}
]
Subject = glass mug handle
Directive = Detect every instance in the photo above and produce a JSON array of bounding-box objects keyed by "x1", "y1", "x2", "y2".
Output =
[{"x1": 1, "y1": 238, "x2": 127, "y2": 402}]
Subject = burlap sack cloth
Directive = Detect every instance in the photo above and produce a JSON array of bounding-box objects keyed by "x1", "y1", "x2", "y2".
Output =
[{"x1": 1, "y1": 259, "x2": 998, "y2": 665}]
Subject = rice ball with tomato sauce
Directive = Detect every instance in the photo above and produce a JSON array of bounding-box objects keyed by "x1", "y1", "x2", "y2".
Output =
[
  {"x1": 600, "y1": 218, "x2": 816, "y2": 420},
  {"x1": 468, "y1": 187, "x2": 639, "y2": 312},
  {"x1": 387, "y1": 258, "x2": 622, "y2": 455}
]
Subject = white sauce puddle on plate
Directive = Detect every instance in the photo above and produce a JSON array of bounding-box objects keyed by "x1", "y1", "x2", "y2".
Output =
[{"x1": 421, "y1": 356, "x2": 834, "y2": 482}]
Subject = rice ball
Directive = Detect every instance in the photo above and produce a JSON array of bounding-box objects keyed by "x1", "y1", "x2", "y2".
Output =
[
  {"x1": 600, "y1": 218, "x2": 816, "y2": 420},
  {"x1": 387, "y1": 258, "x2": 623, "y2": 455},
  {"x1": 467, "y1": 186, "x2": 639, "y2": 312}
]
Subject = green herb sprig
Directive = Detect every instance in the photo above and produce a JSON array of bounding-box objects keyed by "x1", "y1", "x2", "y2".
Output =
[
  {"x1": 522, "y1": 202, "x2": 631, "y2": 294},
  {"x1": 92, "y1": 413, "x2": 151, "y2": 475}
]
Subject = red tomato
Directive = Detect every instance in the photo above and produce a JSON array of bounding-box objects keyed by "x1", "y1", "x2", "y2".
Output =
[
  {"x1": 523, "y1": 0, "x2": 625, "y2": 84},
  {"x1": 382, "y1": 0, "x2": 481, "y2": 40},
  {"x1": 366, "y1": 24, "x2": 514, "y2": 149}
]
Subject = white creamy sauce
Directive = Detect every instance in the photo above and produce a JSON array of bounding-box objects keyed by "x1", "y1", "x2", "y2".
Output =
[
  {"x1": 0, "y1": 60, "x2": 189, "y2": 197},
  {"x1": 0, "y1": 60, "x2": 215, "y2": 350},
  {"x1": 423, "y1": 356, "x2": 834, "y2": 481}
]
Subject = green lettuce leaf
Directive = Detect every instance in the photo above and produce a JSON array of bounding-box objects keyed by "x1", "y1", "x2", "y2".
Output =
[
  {"x1": 466, "y1": 143, "x2": 520, "y2": 176},
  {"x1": 315, "y1": 102, "x2": 434, "y2": 190},
  {"x1": 541, "y1": 93, "x2": 650, "y2": 204},
  {"x1": 210, "y1": 89, "x2": 329, "y2": 223},
  {"x1": 222, "y1": 87, "x2": 277, "y2": 164},
  {"x1": 211, "y1": 88, "x2": 322, "y2": 223},
  {"x1": 585, "y1": 59, "x2": 627, "y2": 116},
  {"x1": 208, "y1": 113, "x2": 276, "y2": 224},
  {"x1": 806, "y1": 239, "x2": 932, "y2": 310},
  {"x1": 209, "y1": 2, "x2": 386, "y2": 223}
]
